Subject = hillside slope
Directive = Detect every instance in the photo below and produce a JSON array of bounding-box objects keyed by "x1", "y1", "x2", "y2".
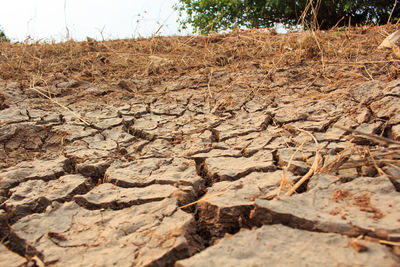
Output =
[{"x1": 0, "y1": 25, "x2": 399, "y2": 266}]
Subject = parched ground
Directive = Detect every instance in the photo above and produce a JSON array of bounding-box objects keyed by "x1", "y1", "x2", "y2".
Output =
[{"x1": 0, "y1": 25, "x2": 400, "y2": 266}]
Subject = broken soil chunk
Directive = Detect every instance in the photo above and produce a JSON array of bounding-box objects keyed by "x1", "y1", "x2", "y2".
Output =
[
  {"x1": 104, "y1": 158, "x2": 204, "y2": 191},
  {"x1": 196, "y1": 171, "x2": 299, "y2": 240},
  {"x1": 204, "y1": 150, "x2": 275, "y2": 183},
  {"x1": 212, "y1": 111, "x2": 271, "y2": 141},
  {"x1": 175, "y1": 224, "x2": 399, "y2": 267},
  {"x1": 0, "y1": 157, "x2": 72, "y2": 195},
  {"x1": 11, "y1": 199, "x2": 203, "y2": 267},
  {"x1": 73, "y1": 183, "x2": 188, "y2": 209},
  {"x1": 4, "y1": 174, "x2": 91, "y2": 222},
  {"x1": 251, "y1": 175, "x2": 400, "y2": 239}
]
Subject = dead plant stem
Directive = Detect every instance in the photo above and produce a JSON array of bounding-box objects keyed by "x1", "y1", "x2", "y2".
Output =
[
  {"x1": 285, "y1": 126, "x2": 321, "y2": 196},
  {"x1": 29, "y1": 83, "x2": 91, "y2": 126}
]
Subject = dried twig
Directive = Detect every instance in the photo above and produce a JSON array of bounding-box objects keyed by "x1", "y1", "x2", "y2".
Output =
[
  {"x1": 179, "y1": 184, "x2": 231, "y2": 209},
  {"x1": 379, "y1": 239, "x2": 400, "y2": 246},
  {"x1": 207, "y1": 69, "x2": 214, "y2": 98},
  {"x1": 277, "y1": 139, "x2": 307, "y2": 196},
  {"x1": 335, "y1": 125, "x2": 400, "y2": 145},
  {"x1": 367, "y1": 148, "x2": 385, "y2": 176},
  {"x1": 284, "y1": 126, "x2": 321, "y2": 196},
  {"x1": 388, "y1": 0, "x2": 398, "y2": 24},
  {"x1": 29, "y1": 84, "x2": 91, "y2": 126}
]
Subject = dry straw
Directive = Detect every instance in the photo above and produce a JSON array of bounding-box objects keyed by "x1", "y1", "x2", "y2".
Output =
[
  {"x1": 29, "y1": 81, "x2": 91, "y2": 126},
  {"x1": 284, "y1": 126, "x2": 321, "y2": 196},
  {"x1": 1, "y1": 23, "x2": 399, "y2": 90}
]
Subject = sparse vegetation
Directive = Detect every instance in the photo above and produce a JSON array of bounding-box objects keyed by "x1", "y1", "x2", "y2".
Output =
[
  {"x1": 0, "y1": 25, "x2": 9, "y2": 42},
  {"x1": 0, "y1": 24, "x2": 398, "y2": 89},
  {"x1": 176, "y1": 0, "x2": 400, "y2": 33}
]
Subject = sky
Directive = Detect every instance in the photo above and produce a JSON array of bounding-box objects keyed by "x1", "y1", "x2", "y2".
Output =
[{"x1": 0, "y1": 0, "x2": 192, "y2": 42}]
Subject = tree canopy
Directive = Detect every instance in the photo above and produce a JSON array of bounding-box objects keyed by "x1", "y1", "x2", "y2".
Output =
[
  {"x1": 176, "y1": 0, "x2": 400, "y2": 33},
  {"x1": 0, "y1": 26, "x2": 9, "y2": 42}
]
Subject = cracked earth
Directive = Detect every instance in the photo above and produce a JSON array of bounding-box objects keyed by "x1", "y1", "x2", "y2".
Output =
[{"x1": 1, "y1": 26, "x2": 400, "y2": 266}]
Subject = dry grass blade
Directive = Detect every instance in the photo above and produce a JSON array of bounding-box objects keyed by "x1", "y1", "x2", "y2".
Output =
[
  {"x1": 284, "y1": 126, "x2": 321, "y2": 196},
  {"x1": 29, "y1": 85, "x2": 91, "y2": 126},
  {"x1": 179, "y1": 184, "x2": 231, "y2": 209},
  {"x1": 367, "y1": 147, "x2": 386, "y2": 176},
  {"x1": 386, "y1": 162, "x2": 400, "y2": 171},
  {"x1": 207, "y1": 69, "x2": 214, "y2": 99},
  {"x1": 387, "y1": 0, "x2": 398, "y2": 24},
  {"x1": 334, "y1": 125, "x2": 400, "y2": 145},
  {"x1": 277, "y1": 139, "x2": 307, "y2": 196},
  {"x1": 327, "y1": 59, "x2": 400, "y2": 65},
  {"x1": 379, "y1": 240, "x2": 400, "y2": 246}
]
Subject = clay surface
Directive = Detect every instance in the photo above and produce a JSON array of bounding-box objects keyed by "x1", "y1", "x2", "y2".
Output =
[
  {"x1": 176, "y1": 224, "x2": 399, "y2": 267},
  {"x1": 1, "y1": 26, "x2": 400, "y2": 266}
]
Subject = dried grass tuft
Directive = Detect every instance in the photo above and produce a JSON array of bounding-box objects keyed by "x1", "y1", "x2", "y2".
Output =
[{"x1": 1, "y1": 24, "x2": 399, "y2": 89}]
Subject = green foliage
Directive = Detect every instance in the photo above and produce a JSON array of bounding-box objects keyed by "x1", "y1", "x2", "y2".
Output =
[
  {"x1": 176, "y1": 0, "x2": 400, "y2": 33},
  {"x1": 0, "y1": 26, "x2": 10, "y2": 42}
]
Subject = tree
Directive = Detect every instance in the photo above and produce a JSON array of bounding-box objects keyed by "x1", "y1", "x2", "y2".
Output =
[
  {"x1": 176, "y1": 0, "x2": 400, "y2": 33},
  {"x1": 0, "y1": 26, "x2": 9, "y2": 42}
]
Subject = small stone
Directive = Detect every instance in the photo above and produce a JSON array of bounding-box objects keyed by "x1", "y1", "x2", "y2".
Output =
[
  {"x1": 356, "y1": 109, "x2": 371, "y2": 124},
  {"x1": 350, "y1": 240, "x2": 369, "y2": 252}
]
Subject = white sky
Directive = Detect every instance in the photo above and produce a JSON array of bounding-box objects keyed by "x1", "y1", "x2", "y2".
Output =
[{"x1": 0, "y1": 0, "x2": 192, "y2": 42}]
